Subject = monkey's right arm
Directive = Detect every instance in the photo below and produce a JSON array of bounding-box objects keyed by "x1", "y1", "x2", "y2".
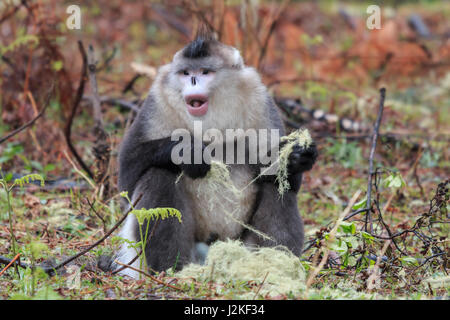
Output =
[{"x1": 118, "y1": 119, "x2": 210, "y2": 197}]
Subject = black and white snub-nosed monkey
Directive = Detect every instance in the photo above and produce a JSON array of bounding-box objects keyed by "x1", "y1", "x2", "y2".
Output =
[{"x1": 105, "y1": 34, "x2": 317, "y2": 278}]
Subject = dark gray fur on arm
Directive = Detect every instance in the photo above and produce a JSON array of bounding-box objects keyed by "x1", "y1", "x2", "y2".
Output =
[
  {"x1": 118, "y1": 99, "x2": 210, "y2": 198},
  {"x1": 251, "y1": 96, "x2": 318, "y2": 193}
]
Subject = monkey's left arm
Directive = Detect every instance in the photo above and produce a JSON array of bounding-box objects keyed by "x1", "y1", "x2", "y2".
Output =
[
  {"x1": 256, "y1": 96, "x2": 318, "y2": 192},
  {"x1": 285, "y1": 142, "x2": 318, "y2": 192},
  {"x1": 256, "y1": 142, "x2": 318, "y2": 193}
]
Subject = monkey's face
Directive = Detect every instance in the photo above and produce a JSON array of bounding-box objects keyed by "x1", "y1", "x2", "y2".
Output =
[
  {"x1": 166, "y1": 40, "x2": 244, "y2": 120},
  {"x1": 176, "y1": 67, "x2": 215, "y2": 117},
  {"x1": 156, "y1": 39, "x2": 267, "y2": 135}
]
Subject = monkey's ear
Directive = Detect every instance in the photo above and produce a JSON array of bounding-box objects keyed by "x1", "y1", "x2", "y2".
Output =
[{"x1": 231, "y1": 48, "x2": 244, "y2": 69}]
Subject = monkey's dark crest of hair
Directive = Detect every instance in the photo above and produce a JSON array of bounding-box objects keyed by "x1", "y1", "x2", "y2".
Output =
[
  {"x1": 183, "y1": 27, "x2": 215, "y2": 59},
  {"x1": 182, "y1": 38, "x2": 211, "y2": 59}
]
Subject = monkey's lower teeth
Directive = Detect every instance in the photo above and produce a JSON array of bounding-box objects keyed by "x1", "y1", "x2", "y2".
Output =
[{"x1": 192, "y1": 101, "x2": 202, "y2": 108}]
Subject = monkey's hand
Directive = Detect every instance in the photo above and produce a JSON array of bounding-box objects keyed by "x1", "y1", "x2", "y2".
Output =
[
  {"x1": 178, "y1": 139, "x2": 211, "y2": 179},
  {"x1": 180, "y1": 161, "x2": 210, "y2": 179},
  {"x1": 287, "y1": 143, "x2": 318, "y2": 175}
]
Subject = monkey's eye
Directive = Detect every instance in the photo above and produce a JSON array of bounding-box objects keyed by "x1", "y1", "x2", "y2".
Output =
[
  {"x1": 202, "y1": 69, "x2": 213, "y2": 75},
  {"x1": 181, "y1": 70, "x2": 189, "y2": 76}
]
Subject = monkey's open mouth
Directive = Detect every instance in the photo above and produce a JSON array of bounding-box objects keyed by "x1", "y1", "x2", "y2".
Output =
[{"x1": 185, "y1": 95, "x2": 209, "y2": 117}]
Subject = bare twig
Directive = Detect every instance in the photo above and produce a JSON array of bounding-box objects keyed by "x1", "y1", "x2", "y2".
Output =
[
  {"x1": 0, "y1": 254, "x2": 26, "y2": 268},
  {"x1": 111, "y1": 219, "x2": 160, "y2": 275},
  {"x1": 1, "y1": 55, "x2": 23, "y2": 77},
  {"x1": 0, "y1": 84, "x2": 53, "y2": 145},
  {"x1": 410, "y1": 148, "x2": 425, "y2": 198},
  {"x1": 122, "y1": 74, "x2": 143, "y2": 95},
  {"x1": 87, "y1": 45, "x2": 104, "y2": 128},
  {"x1": 1, "y1": 193, "x2": 143, "y2": 275},
  {"x1": 114, "y1": 260, "x2": 183, "y2": 291},
  {"x1": 367, "y1": 240, "x2": 391, "y2": 291},
  {"x1": 52, "y1": 193, "x2": 143, "y2": 272},
  {"x1": 0, "y1": 0, "x2": 25, "y2": 25},
  {"x1": 63, "y1": 150, "x2": 96, "y2": 189},
  {"x1": 414, "y1": 252, "x2": 446, "y2": 271},
  {"x1": 87, "y1": 44, "x2": 111, "y2": 192},
  {"x1": 365, "y1": 88, "x2": 386, "y2": 233},
  {"x1": 305, "y1": 190, "x2": 361, "y2": 290},
  {"x1": 0, "y1": 253, "x2": 21, "y2": 276},
  {"x1": 111, "y1": 250, "x2": 141, "y2": 275},
  {"x1": 96, "y1": 47, "x2": 117, "y2": 72},
  {"x1": 181, "y1": 0, "x2": 216, "y2": 36},
  {"x1": 64, "y1": 41, "x2": 94, "y2": 179},
  {"x1": 83, "y1": 95, "x2": 140, "y2": 113},
  {"x1": 253, "y1": 271, "x2": 269, "y2": 300},
  {"x1": 102, "y1": 97, "x2": 140, "y2": 112},
  {"x1": 257, "y1": 0, "x2": 291, "y2": 70},
  {"x1": 86, "y1": 198, "x2": 107, "y2": 233},
  {"x1": 151, "y1": 5, "x2": 191, "y2": 40},
  {"x1": 343, "y1": 208, "x2": 370, "y2": 221}
]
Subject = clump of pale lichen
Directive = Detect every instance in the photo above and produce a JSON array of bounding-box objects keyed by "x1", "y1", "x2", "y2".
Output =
[
  {"x1": 176, "y1": 240, "x2": 306, "y2": 298},
  {"x1": 175, "y1": 240, "x2": 385, "y2": 299},
  {"x1": 198, "y1": 160, "x2": 242, "y2": 210},
  {"x1": 275, "y1": 128, "x2": 312, "y2": 195}
]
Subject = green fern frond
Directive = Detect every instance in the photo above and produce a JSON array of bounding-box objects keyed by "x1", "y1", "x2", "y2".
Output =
[
  {"x1": 14, "y1": 174, "x2": 45, "y2": 188},
  {"x1": 0, "y1": 34, "x2": 39, "y2": 55},
  {"x1": 111, "y1": 236, "x2": 142, "y2": 250},
  {"x1": 131, "y1": 207, "x2": 182, "y2": 225},
  {"x1": 119, "y1": 191, "x2": 129, "y2": 198}
]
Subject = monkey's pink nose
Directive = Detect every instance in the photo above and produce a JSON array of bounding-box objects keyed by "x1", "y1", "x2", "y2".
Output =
[{"x1": 185, "y1": 94, "x2": 209, "y2": 117}]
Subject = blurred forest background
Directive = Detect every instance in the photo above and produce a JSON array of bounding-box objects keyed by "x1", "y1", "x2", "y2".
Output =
[{"x1": 0, "y1": 0, "x2": 449, "y2": 299}]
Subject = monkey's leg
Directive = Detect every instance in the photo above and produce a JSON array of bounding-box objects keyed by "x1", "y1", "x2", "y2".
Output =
[
  {"x1": 115, "y1": 168, "x2": 196, "y2": 276},
  {"x1": 242, "y1": 183, "x2": 305, "y2": 256},
  {"x1": 241, "y1": 142, "x2": 316, "y2": 255}
]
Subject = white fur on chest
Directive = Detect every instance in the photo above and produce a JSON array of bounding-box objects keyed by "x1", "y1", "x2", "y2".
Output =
[{"x1": 183, "y1": 166, "x2": 257, "y2": 241}]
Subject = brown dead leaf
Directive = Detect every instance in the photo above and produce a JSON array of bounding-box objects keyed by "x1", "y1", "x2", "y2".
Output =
[
  {"x1": 24, "y1": 194, "x2": 42, "y2": 218},
  {"x1": 24, "y1": 194, "x2": 41, "y2": 209}
]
